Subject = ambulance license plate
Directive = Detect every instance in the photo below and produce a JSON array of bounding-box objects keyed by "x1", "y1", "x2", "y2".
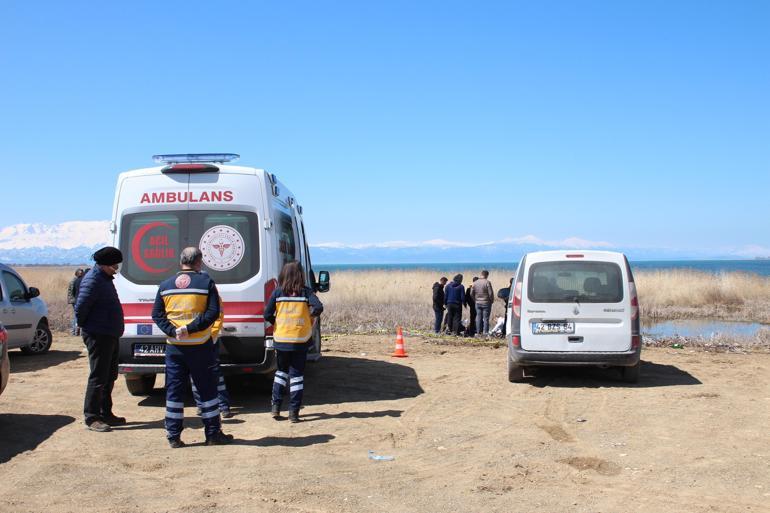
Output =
[
  {"x1": 532, "y1": 322, "x2": 575, "y2": 335},
  {"x1": 133, "y1": 343, "x2": 166, "y2": 357}
]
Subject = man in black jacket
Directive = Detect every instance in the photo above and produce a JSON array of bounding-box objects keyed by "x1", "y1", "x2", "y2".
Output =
[
  {"x1": 431, "y1": 277, "x2": 447, "y2": 333},
  {"x1": 465, "y1": 277, "x2": 478, "y2": 337},
  {"x1": 75, "y1": 247, "x2": 126, "y2": 433}
]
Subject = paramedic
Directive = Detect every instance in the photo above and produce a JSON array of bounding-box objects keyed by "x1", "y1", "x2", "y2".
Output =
[
  {"x1": 264, "y1": 261, "x2": 324, "y2": 423},
  {"x1": 76, "y1": 247, "x2": 126, "y2": 433},
  {"x1": 192, "y1": 290, "x2": 232, "y2": 418},
  {"x1": 152, "y1": 247, "x2": 233, "y2": 448}
]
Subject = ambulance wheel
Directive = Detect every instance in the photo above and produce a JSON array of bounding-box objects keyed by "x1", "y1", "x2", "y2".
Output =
[
  {"x1": 620, "y1": 362, "x2": 640, "y2": 384},
  {"x1": 125, "y1": 374, "x2": 156, "y2": 396},
  {"x1": 507, "y1": 357, "x2": 525, "y2": 383}
]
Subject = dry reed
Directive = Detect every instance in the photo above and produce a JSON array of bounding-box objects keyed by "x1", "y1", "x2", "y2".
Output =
[{"x1": 12, "y1": 266, "x2": 770, "y2": 334}]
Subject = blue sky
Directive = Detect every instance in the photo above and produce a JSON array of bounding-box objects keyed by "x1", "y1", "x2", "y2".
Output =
[{"x1": 1, "y1": 1, "x2": 768, "y2": 255}]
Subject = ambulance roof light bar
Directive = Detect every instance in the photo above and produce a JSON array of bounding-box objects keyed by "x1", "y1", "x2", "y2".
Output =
[{"x1": 152, "y1": 153, "x2": 240, "y2": 164}]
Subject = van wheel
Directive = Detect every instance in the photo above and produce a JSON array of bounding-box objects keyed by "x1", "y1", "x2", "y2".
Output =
[
  {"x1": 125, "y1": 374, "x2": 157, "y2": 396},
  {"x1": 508, "y1": 358, "x2": 525, "y2": 383},
  {"x1": 620, "y1": 363, "x2": 640, "y2": 383},
  {"x1": 21, "y1": 321, "x2": 52, "y2": 354}
]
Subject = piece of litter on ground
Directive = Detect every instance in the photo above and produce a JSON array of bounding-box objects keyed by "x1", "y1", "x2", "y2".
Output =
[
  {"x1": 576, "y1": 418, "x2": 587, "y2": 423},
  {"x1": 368, "y1": 450, "x2": 395, "y2": 461},
  {"x1": 437, "y1": 446, "x2": 447, "y2": 451},
  {"x1": 360, "y1": 352, "x2": 367, "y2": 356},
  {"x1": 620, "y1": 453, "x2": 628, "y2": 457}
]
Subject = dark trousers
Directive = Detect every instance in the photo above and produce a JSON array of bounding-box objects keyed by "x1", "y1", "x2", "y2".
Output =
[
  {"x1": 446, "y1": 303, "x2": 462, "y2": 335},
  {"x1": 192, "y1": 340, "x2": 230, "y2": 413},
  {"x1": 433, "y1": 308, "x2": 444, "y2": 333},
  {"x1": 165, "y1": 341, "x2": 221, "y2": 439},
  {"x1": 83, "y1": 332, "x2": 119, "y2": 424},
  {"x1": 272, "y1": 348, "x2": 308, "y2": 412}
]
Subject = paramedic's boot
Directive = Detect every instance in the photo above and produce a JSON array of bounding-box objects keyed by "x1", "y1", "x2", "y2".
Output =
[
  {"x1": 206, "y1": 431, "x2": 234, "y2": 446},
  {"x1": 168, "y1": 437, "x2": 185, "y2": 449},
  {"x1": 288, "y1": 410, "x2": 300, "y2": 423},
  {"x1": 271, "y1": 404, "x2": 281, "y2": 420}
]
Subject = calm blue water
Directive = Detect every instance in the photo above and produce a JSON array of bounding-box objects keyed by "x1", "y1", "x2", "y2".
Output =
[
  {"x1": 643, "y1": 319, "x2": 764, "y2": 338},
  {"x1": 319, "y1": 260, "x2": 770, "y2": 276}
]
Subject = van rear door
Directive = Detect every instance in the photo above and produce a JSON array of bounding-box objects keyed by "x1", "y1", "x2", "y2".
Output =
[{"x1": 520, "y1": 259, "x2": 631, "y2": 352}]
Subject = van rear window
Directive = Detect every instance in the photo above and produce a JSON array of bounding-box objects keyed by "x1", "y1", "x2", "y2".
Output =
[
  {"x1": 527, "y1": 261, "x2": 623, "y2": 303},
  {"x1": 119, "y1": 210, "x2": 259, "y2": 285}
]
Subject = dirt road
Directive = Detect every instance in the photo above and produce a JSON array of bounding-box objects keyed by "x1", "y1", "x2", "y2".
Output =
[{"x1": 1, "y1": 334, "x2": 768, "y2": 512}]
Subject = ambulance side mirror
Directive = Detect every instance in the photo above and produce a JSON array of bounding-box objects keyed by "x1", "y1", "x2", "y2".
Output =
[{"x1": 316, "y1": 270, "x2": 330, "y2": 293}]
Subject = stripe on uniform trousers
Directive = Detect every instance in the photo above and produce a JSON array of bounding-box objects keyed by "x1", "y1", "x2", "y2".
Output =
[
  {"x1": 290, "y1": 376, "x2": 304, "y2": 393},
  {"x1": 166, "y1": 398, "x2": 185, "y2": 419},
  {"x1": 198, "y1": 397, "x2": 220, "y2": 418},
  {"x1": 217, "y1": 375, "x2": 227, "y2": 392},
  {"x1": 274, "y1": 370, "x2": 288, "y2": 386}
]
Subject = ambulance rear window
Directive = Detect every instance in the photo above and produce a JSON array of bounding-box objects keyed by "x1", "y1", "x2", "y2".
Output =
[{"x1": 119, "y1": 210, "x2": 259, "y2": 285}]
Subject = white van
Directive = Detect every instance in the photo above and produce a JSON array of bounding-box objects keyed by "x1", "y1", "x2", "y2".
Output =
[
  {"x1": 110, "y1": 154, "x2": 330, "y2": 395},
  {"x1": 506, "y1": 250, "x2": 641, "y2": 383}
]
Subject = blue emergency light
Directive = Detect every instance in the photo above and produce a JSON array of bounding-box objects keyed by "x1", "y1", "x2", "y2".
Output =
[{"x1": 152, "y1": 153, "x2": 240, "y2": 164}]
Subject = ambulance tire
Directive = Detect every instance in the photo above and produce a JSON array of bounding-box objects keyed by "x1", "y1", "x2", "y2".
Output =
[{"x1": 125, "y1": 373, "x2": 157, "y2": 396}]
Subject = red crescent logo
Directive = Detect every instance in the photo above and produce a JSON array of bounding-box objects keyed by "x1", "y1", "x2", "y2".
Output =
[{"x1": 131, "y1": 221, "x2": 174, "y2": 274}]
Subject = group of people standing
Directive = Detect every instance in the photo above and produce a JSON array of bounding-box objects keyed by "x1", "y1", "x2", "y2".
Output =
[
  {"x1": 72, "y1": 245, "x2": 322, "y2": 448},
  {"x1": 432, "y1": 270, "x2": 496, "y2": 336}
]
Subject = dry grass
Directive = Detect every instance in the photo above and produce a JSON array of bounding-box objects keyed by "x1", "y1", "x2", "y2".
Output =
[
  {"x1": 636, "y1": 270, "x2": 770, "y2": 323},
  {"x1": 12, "y1": 266, "x2": 770, "y2": 334}
]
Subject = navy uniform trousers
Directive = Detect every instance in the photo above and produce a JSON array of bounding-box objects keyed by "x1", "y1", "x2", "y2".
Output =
[
  {"x1": 165, "y1": 340, "x2": 221, "y2": 439},
  {"x1": 191, "y1": 340, "x2": 230, "y2": 414},
  {"x1": 272, "y1": 347, "x2": 308, "y2": 412}
]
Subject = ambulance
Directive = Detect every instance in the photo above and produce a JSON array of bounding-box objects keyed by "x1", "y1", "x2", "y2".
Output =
[{"x1": 109, "y1": 154, "x2": 330, "y2": 395}]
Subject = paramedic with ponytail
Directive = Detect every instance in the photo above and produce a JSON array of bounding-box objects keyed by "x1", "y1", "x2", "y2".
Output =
[
  {"x1": 152, "y1": 247, "x2": 233, "y2": 448},
  {"x1": 264, "y1": 261, "x2": 324, "y2": 423}
]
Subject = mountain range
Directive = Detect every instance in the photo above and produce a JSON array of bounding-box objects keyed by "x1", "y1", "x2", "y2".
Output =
[{"x1": 0, "y1": 221, "x2": 767, "y2": 265}]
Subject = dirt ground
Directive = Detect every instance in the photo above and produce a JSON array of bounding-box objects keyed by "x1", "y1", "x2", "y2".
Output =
[{"x1": 1, "y1": 333, "x2": 769, "y2": 513}]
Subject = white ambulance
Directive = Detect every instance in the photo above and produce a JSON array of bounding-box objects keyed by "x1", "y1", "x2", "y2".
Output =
[{"x1": 109, "y1": 154, "x2": 330, "y2": 395}]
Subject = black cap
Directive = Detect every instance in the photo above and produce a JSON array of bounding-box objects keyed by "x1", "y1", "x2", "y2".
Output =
[{"x1": 93, "y1": 246, "x2": 123, "y2": 266}]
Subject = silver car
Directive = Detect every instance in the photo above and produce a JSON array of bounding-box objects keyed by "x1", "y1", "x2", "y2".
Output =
[
  {"x1": 0, "y1": 263, "x2": 52, "y2": 355},
  {"x1": 1, "y1": 322, "x2": 9, "y2": 396}
]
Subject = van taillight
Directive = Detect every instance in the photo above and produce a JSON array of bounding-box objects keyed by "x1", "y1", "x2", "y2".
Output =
[
  {"x1": 629, "y1": 282, "x2": 639, "y2": 320},
  {"x1": 512, "y1": 281, "x2": 522, "y2": 319},
  {"x1": 264, "y1": 278, "x2": 278, "y2": 336},
  {"x1": 512, "y1": 335, "x2": 521, "y2": 348},
  {"x1": 631, "y1": 335, "x2": 641, "y2": 349}
]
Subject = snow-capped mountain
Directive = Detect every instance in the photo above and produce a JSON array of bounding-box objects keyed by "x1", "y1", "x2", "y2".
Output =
[
  {"x1": 0, "y1": 221, "x2": 767, "y2": 265},
  {"x1": 0, "y1": 221, "x2": 110, "y2": 264}
]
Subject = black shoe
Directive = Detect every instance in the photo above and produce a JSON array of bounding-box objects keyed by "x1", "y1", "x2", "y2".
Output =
[
  {"x1": 168, "y1": 437, "x2": 185, "y2": 449},
  {"x1": 271, "y1": 404, "x2": 281, "y2": 420},
  {"x1": 206, "y1": 431, "x2": 234, "y2": 446},
  {"x1": 86, "y1": 420, "x2": 111, "y2": 432},
  {"x1": 221, "y1": 409, "x2": 234, "y2": 419},
  {"x1": 288, "y1": 410, "x2": 300, "y2": 423},
  {"x1": 103, "y1": 414, "x2": 127, "y2": 426}
]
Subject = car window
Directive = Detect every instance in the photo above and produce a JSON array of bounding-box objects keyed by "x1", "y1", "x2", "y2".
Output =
[
  {"x1": 191, "y1": 211, "x2": 259, "y2": 284},
  {"x1": 528, "y1": 261, "x2": 623, "y2": 303},
  {"x1": 277, "y1": 211, "x2": 297, "y2": 268},
  {"x1": 2, "y1": 272, "x2": 28, "y2": 302},
  {"x1": 120, "y1": 210, "x2": 260, "y2": 285}
]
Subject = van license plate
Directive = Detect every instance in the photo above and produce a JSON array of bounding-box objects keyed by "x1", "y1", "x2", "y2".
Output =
[
  {"x1": 532, "y1": 322, "x2": 575, "y2": 335},
  {"x1": 133, "y1": 343, "x2": 166, "y2": 357}
]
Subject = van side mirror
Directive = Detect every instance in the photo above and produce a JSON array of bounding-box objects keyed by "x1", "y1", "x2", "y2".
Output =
[
  {"x1": 316, "y1": 270, "x2": 330, "y2": 293},
  {"x1": 25, "y1": 287, "x2": 40, "y2": 300}
]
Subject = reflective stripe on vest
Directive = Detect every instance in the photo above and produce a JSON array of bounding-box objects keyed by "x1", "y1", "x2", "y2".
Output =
[{"x1": 273, "y1": 296, "x2": 313, "y2": 344}]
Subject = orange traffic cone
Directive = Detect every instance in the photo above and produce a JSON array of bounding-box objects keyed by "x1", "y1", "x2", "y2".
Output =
[{"x1": 391, "y1": 326, "x2": 408, "y2": 357}]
